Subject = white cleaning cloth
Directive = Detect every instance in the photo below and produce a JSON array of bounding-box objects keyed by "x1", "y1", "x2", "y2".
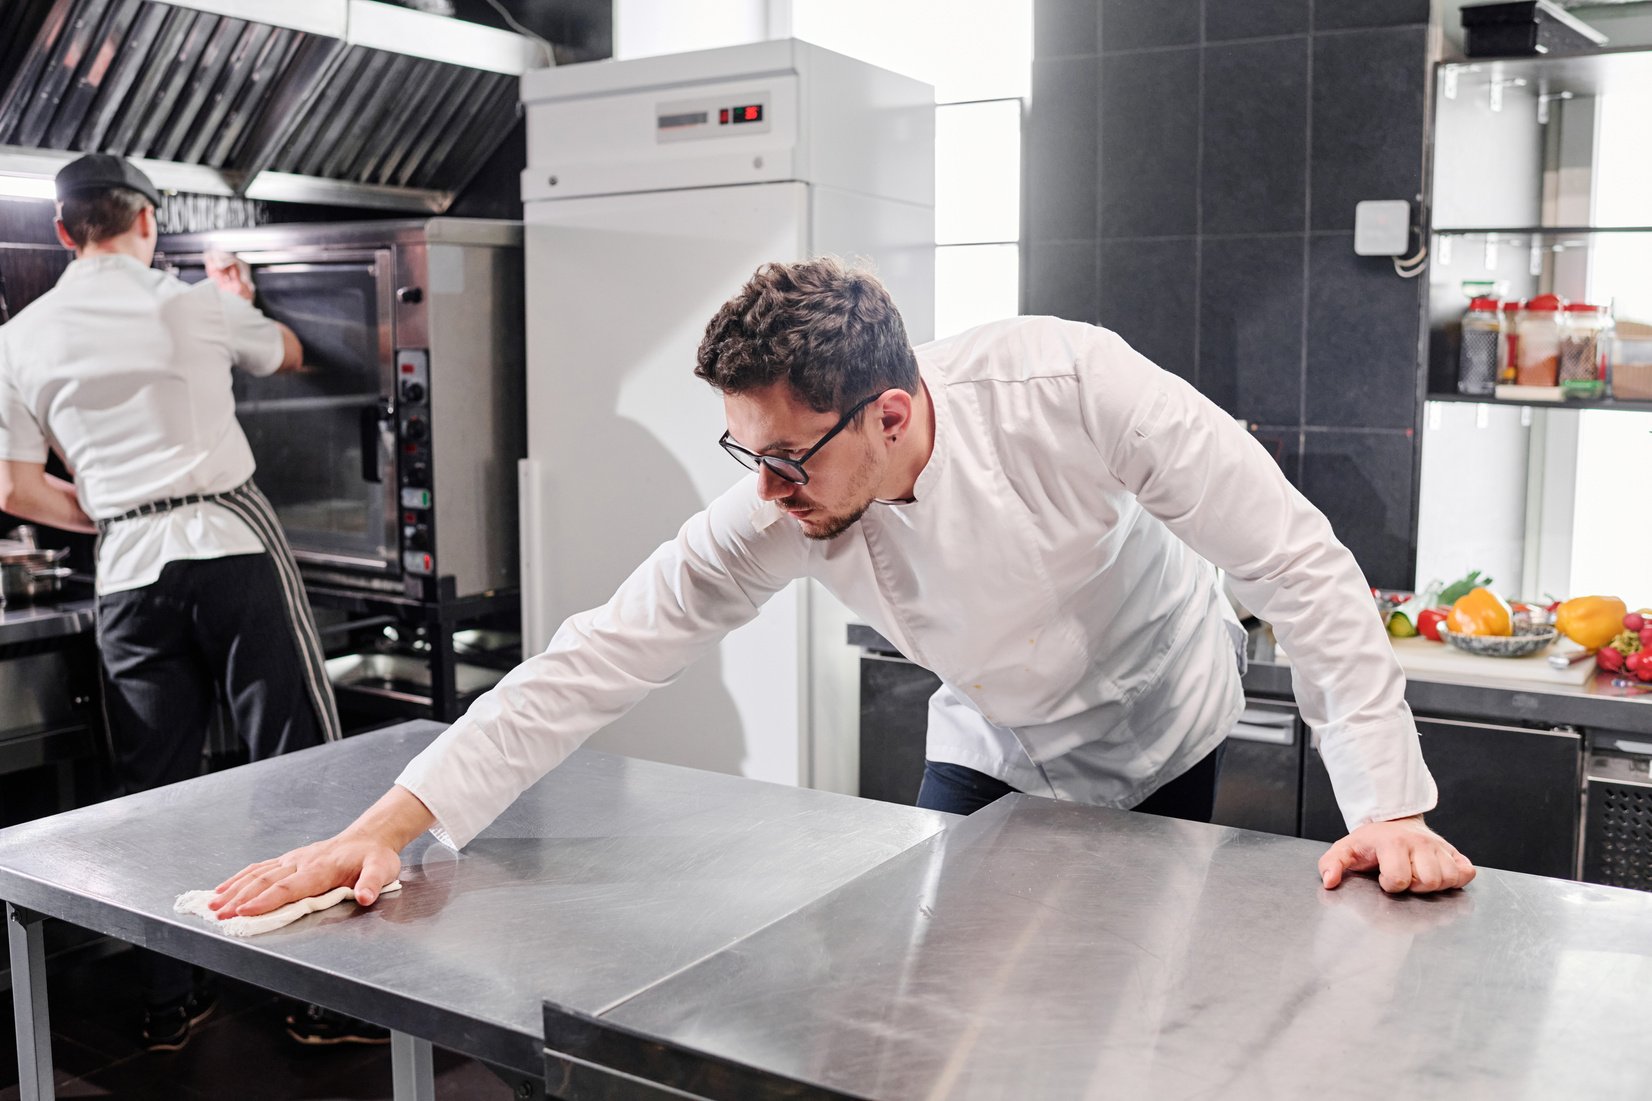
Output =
[{"x1": 174, "y1": 880, "x2": 402, "y2": 937}]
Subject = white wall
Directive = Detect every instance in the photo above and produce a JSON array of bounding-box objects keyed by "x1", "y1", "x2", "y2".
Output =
[{"x1": 612, "y1": 0, "x2": 773, "y2": 59}]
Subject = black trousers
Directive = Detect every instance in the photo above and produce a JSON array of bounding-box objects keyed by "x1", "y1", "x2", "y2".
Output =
[
  {"x1": 916, "y1": 740, "x2": 1229, "y2": 822},
  {"x1": 96, "y1": 547, "x2": 340, "y2": 1005}
]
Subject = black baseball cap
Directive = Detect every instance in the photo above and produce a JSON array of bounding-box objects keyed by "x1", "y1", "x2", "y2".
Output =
[{"x1": 54, "y1": 153, "x2": 161, "y2": 208}]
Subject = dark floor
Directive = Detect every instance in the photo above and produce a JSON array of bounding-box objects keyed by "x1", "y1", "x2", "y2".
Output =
[{"x1": 0, "y1": 944, "x2": 520, "y2": 1100}]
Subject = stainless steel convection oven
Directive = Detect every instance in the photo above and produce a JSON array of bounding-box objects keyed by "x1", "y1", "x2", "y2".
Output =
[{"x1": 155, "y1": 218, "x2": 525, "y2": 723}]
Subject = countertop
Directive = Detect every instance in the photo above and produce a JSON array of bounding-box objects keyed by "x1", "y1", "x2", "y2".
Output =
[
  {"x1": 552, "y1": 790, "x2": 1652, "y2": 1100},
  {"x1": 848, "y1": 622, "x2": 1652, "y2": 735},
  {"x1": 0, "y1": 720, "x2": 951, "y2": 1078},
  {"x1": 0, "y1": 591, "x2": 95, "y2": 651}
]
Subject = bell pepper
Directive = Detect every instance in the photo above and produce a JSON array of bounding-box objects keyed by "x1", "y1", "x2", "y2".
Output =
[
  {"x1": 1439, "y1": 570, "x2": 1493, "y2": 606},
  {"x1": 1554, "y1": 596, "x2": 1628, "y2": 650},
  {"x1": 1447, "y1": 587, "x2": 1513, "y2": 637},
  {"x1": 1417, "y1": 607, "x2": 1449, "y2": 642}
]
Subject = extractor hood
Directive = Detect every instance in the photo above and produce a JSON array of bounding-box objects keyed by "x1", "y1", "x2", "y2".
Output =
[{"x1": 0, "y1": 0, "x2": 546, "y2": 211}]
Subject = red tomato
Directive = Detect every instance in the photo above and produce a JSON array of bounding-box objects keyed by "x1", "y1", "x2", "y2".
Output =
[
  {"x1": 1628, "y1": 652, "x2": 1646, "y2": 673},
  {"x1": 1640, "y1": 627, "x2": 1652, "y2": 649}
]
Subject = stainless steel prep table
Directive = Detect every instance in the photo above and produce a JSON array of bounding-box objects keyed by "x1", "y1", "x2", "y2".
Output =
[
  {"x1": 0, "y1": 598, "x2": 94, "y2": 651},
  {"x1": 546, "y1": 793, "x2": 1652, "y2": 1101},
  {"x1": 0, "y1": 720, "x2": 950, "y2": 1101}
]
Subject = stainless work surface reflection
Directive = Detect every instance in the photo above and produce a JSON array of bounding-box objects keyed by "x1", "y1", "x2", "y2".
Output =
[
  {"x1": 598, "y1": 794, "x2": 1652, "y2": 1100},
  {"x1": 0, "y1": 721, "x2": 949, "y2": 1074}
]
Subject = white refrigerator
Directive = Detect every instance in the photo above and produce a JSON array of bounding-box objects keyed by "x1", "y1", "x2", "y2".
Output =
[{"x1": 518, "y1": 39, "x2": 934, "y2": 792}]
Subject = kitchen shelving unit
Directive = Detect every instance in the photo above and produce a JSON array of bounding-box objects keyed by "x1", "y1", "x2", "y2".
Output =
[{"x1": 1425, "y1": 49, "x2": 1652, "y2": 413}]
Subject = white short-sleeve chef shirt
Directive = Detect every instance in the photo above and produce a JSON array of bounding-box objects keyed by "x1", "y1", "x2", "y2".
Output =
[{"x1": 0, "y1": 253, "x2": 284, "y2": 593}]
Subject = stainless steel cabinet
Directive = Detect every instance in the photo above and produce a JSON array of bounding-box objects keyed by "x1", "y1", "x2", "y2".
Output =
[
  {"x1": 858, "y1": 654, "x2": 941, "y2": 806},
  {"x1": 1582, "y1": 733, "x2": 1652, "y2": 892},
  {"x1": 1211, "y1": 701, "x2": 1301, "y2": 837},
  {"x1": 1302, "y1": 717, "x2": 1581, "y2": 878}
]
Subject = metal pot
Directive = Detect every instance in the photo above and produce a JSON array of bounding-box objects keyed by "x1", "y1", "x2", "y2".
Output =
[{"x1": 0, "y1": 536, "x2": 71, "y2": 607}]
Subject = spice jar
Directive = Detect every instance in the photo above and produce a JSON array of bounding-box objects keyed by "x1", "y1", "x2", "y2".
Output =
[
  {"x1": 1514, "y1": 294, "x2": 1567, "y2": 387},
  {"x1": 1559, "y1": 302, "x2": 1611, "y2": 399},
  {"x1": 1458, "y1": 297, "x2": 1503, "y2": 396}
]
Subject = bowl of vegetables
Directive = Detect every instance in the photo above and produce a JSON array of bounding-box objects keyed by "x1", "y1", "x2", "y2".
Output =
[{"x1": 1437, "y1": 624, "x2": 1558, "y2": 658}]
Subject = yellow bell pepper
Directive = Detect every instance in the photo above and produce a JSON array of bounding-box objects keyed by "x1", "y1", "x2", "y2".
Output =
[
  {"x1": 1447, "y1": 587, "x2": 1513, "y2": 637},
  {"x1": 1554, "y1": 596, "x2": 1627, "y2": 650}
]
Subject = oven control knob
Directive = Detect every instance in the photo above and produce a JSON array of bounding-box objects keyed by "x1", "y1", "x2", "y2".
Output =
[
  {"x1": 401, "y1": 380, "x2": 426, "y2": 404},
  {"x1": 403, "y1": 415, "x2": 428, "y2": 442},
  {"x1": 397, "y1": 286, "x2": 423, "y2": 304},
  {"x1": 407, "y1": 460, "x2": 429, "y2": 486},
  {"x1": 406, "y1": 525, "x2": 430, "y2": 551}
]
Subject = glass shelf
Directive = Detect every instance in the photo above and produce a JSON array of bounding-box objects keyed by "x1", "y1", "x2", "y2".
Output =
[
  {"x1": 1433, "y1": 226, "x2": 1652, "y2": 236},
  {"x1": 1438, "y1": 46, "x2": 1652, "y2": 100},
  {"x1": 1426, "y1": 392, "x2": 1652, "y2": 415}
]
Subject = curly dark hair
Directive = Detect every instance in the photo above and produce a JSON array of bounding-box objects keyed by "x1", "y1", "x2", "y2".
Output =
[{"x1": 694, "y1": 257, "x2": 919, "y2": 419}]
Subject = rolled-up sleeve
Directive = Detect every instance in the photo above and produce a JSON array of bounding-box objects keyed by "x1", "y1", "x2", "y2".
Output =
[
  {"x1": 1073, "y1": 322, "x2": 1436, "y2": 831},
  {"x1": 395, "y1": 480, "x2": 803, "y2": 849},
  {"x1": 0, "y1": 339, "x2": 47, "y2": 463},
  {"x1": 217, "y1": 290, "x2": 285, "y2": 377}
]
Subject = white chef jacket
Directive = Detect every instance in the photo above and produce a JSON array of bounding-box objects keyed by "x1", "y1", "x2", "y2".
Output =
[
  {"x1": 398, "y1": 316, "x2": 1437, "y2": 848},
  {"x1": 0, "y1": 254, "x2": 282, "y2": 594}
]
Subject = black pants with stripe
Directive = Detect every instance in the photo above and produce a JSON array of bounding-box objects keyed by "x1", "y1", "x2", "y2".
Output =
[
  {"x1": 96, "y1": 488, "x2": 341, "y2": 1005},
  {"x1": 97, "y1": 552, "x2": 336, "y2": 790}
]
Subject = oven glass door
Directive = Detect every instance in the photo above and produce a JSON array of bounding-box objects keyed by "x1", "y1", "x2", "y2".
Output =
[{"x1": 178, "y1": 252, "x2": 399, "y2": 575}]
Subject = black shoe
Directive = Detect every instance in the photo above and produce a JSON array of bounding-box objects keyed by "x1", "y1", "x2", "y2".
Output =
[
  {"x1": 142, "y1": 987, "x2": 219, "y2": 1052},
  {"x1": 285, "y1": 1003, "x2": 391, "y2": 1047}
]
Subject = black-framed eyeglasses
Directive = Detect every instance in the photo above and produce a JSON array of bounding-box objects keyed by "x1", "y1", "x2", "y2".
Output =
[{"x1": 719, "y1": 391, "x2": 883, "y2": 486}]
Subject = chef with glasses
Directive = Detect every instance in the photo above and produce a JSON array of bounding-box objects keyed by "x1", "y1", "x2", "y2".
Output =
[{"x1": 213, "y1": 255, "x2": 1474, "y2": 925}]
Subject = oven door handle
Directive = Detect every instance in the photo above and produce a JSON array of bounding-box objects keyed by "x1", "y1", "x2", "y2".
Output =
[{"x1": 360, "y1": 397, "x2": 394, "y2": 484}]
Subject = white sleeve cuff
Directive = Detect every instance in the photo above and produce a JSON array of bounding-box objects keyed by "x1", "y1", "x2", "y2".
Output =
[{"x1": 1314, "y1": 710, "x2": 1440, "y2": 833}]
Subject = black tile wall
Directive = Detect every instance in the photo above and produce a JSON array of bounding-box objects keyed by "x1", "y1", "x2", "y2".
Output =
[
  {"x1": 1027, "y1": 0, "x2": 1433, "y2": 586},
  {"x1": 1300, "y1": 429, "x2": 1417, "y2": 589},
  {"x1": 1099, "y1": 237, "x2": 1198, "y2": 381},
  {"x1": 1305, "y1": 233, "x2": 1423, "y2": 430},
  {"x1": 1309, "y1": 26, "x2": 1428, "y2": 231},
  {"x1": 1313, "y1": 0, "x2": 1431, "y2": 32},
  {"x1": 1036, "y1": 0, "x2": 1099, "y2": 59},
  {"x1": 1198, "y1": 235, "x2": 1304, "y2": 424},
  {"x1": 1029, "y1": 55, "x2": 1099, "y2": 242},
  {"x1": 1026, "y1": 238, "x2": 1099, "y2": 324},
  {"x1": 1205, "y1": 0, "x2": 1310, "y2": 43},
  {"x1": 1248, "y1": 424, "x2": 1302, "y2": 486},
  {"x1": 1100, "y1": 0, "x2": 1200, "y2": 52},
  {"x1": 1201, "y1": 37, "x2": 1309, "y2": 236},
  {"x1": 1099, "y1": 48, "x2": 1200, "y2": 239}
]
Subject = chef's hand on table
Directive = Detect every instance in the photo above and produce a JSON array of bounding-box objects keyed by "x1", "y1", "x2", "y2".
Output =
[
  {"x1": 1318, "y1": 815, "x2": 1475, "y2": 894},
  {"x1": 209, "y1": 785, "x2": 434, "y2": 919}
]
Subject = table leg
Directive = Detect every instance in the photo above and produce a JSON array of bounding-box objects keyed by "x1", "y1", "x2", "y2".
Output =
[
  {"x1": 391, "y1": 1030, "x2": 434, "y2": 1101},
  {"x1": 7, "y1": 903, "x2": 54, "y2": 1101}
]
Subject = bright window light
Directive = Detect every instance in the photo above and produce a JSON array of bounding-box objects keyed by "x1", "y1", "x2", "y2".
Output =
[
  {"x1": 936, "y1": 243, "x2": 1018, "y2": 339},
  {"x1": 792, "y1": 0, "x2": 1030, "y2": 102},
  {"x1": 1569, "y1": 410, "x2": 1652, "y2": 609},
  {"x1": 936, "y1": 100, "x2": 1020, "y2": 245},
  {"x1": 0, "y1": 174, "x2": 55, "y2": 201}
]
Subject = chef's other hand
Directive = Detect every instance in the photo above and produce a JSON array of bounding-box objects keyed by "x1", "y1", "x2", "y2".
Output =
[
  {"x1": 204, "y1": 249, "x2": 255, "y2": 302},
  {"x1": 1318, "y1": 815, "x2": 1475, "y2": 894},
  {"x1": 209, "y1": 785, "x2": 435, "y2": 918}
]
